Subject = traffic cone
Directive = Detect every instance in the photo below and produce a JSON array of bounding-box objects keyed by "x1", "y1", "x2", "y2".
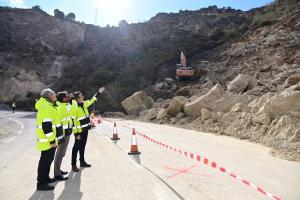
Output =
[
  {"x1": 111, "y1": 122, "x2": 120, "y2": 140},
  {"x1": 128, "y1": 128, "x2": 141, "y2": 155}
]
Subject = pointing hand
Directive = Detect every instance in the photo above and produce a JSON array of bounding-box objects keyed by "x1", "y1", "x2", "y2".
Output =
[{"x1": 99, "y1": 87, "x2": 105, "y2": 93}]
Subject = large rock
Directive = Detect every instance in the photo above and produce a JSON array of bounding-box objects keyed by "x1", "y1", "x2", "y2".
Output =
[
  {"x1": 183, "y1": 84, "x2": 224, "y2": 117},
  {"x1": 121, "y1": 91, "x2": 154, "y2": 115},
  {"x1": 227, "y1": 74, "x2": 252, "y2": 93},
  {"x1": 212, "y1": 94, "x2": 255, "y2": 113},
  {"x1": 157, "y1": 108, "x2": 168, "y2": 120},
  {"x1": 139, "y1": 108, "x2": 158, "y2": 121},
  {"x1": 267, "y1": 115, "x2": 300, "y2": 141},
  {"x1": 167, "y1": 96, "x2": 187, "y2": 116},
  {"x1": 175, "y1": 85, "x2": 209, "y2": 97},
  {"x1": 201, "y1": 108, "x2": 212, "y2": 120},
  {"x1": 258, "y1": 91, "x2": 300, "y2": 119},
  {"x1": 248, "y1": 93, "x2": 275, "y2": 113}
]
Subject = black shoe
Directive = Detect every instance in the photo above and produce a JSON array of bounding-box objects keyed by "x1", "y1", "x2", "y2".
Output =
[
  {"x1": 55, "y1": 175, "x2": 68, "y2": 181},
  {"x1": 37, "y1": 183, "x2": 55, "y2": 191},
  {"x1": 72, "y1": 165, "x2": 80, "y2": 172},
  {"x1": 80, "y1": 161, "x2": 91, "y2": 167},
  {"x1": 60, "y1": 170, "x2": 68, "y2": 175},
  {"x1": 47, "y1": 178, "x2": 56, "y2": 183}
]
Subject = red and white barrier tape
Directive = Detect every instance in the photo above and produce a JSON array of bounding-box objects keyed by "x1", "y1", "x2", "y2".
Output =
[{"x1": 101, "y1": 118, "x2": 282, "y2": 200}]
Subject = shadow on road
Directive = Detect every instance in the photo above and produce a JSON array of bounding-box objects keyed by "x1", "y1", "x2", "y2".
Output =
[
  {"x1": 130, "y1": 154, "x2": 141, "y2": 165},
  {"x1": 57, "y1": 169, "x2": 84, "y2": 200},
  {"x1": 28, "y1": 169, "x2": 83, "y2": 200},
  {"x1": 28, "y1": 190, "x2": 54, "y2": 200}
]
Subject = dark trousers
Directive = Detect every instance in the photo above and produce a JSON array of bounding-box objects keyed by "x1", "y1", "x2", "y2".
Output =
[
  {"x1": 71, "y1": 129, "x2": 88, "y2": 166},
  {"x1": 37, "y1": 147, "x2": 56, "y2": 185}
]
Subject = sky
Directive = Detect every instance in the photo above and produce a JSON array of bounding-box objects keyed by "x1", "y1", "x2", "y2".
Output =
[{"x1": 0, "y1": 0, "x2": 273, "y2": 26}]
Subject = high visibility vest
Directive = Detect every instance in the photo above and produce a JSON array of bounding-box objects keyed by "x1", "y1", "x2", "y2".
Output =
[
  {"x1": 35, "y1": 97, "x2": 60, "y2": 151},
  {"x1": 74, "y1": 94, "x2": 97, "y2": 134},
  {"x1": 57, "y1": 102, "x2": 73, "y2": 142}
]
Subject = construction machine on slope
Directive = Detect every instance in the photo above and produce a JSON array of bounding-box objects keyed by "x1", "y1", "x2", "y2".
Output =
[{"x1": 176, "y1": 51, "x2": 194, "y2": 80}]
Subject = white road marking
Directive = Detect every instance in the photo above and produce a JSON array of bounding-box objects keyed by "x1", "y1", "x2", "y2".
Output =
[
  {"x1": 94, "y1": 129, "x2": 142, "y2": 168},
  {"x1": 0, "y1": 115, "x2": 24, "y2": 144}
]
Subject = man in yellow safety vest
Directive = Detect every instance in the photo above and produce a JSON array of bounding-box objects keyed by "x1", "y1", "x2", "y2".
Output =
[
  {"x1": 53, "y1": 91, "x2": 73, "y2": 181},
  {"x1": 35, "y1": 88, "x2": 61, "y2": 191},
  {"x1": 71, "y1": 87, "x2": 105, "y2": 172}
]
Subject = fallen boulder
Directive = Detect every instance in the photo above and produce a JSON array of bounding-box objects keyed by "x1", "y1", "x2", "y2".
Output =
[
  {"x1": 167, "y1": 96, "x2": 187, "y2": 116},
  {"x1": 121, "y1": 91, "x2": 154, "y2": 115},
  {"x1": 227, "y1": 74, "x2": 251, "y2": 93},
  {"x1": 212, "y1": 94, "x2": 254, "y2": 113},
  {"x1": 157, "y1": 108, "x2": 168, "y2": 120},
  {"x1": 258, "y1": 91, "x2": 300, "y2": 119},
  {"x1": 183, "y1": 84, "x2": 224, "y2": 117},
  {"x1": 139, "y1": 108, "x2": 158, "y2": 121}
]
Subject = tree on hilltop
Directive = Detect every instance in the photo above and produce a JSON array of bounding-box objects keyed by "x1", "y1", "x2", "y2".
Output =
[
  {"x1": 32, "y1": 5, "x2": 42, "y2": 12},
  {"x1": 66, "y1": 12, "x2": 76, "y2": 21},
  {"x1": 54, "y1": 9, "x2": 65, "y2": 20}
]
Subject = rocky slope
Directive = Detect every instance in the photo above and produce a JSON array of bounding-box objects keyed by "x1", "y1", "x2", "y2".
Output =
[
  {"x1": 120, "y1": 1, "x2": 300, "y2": 161},
  {"x1": 1, "y1": 0, "x2": 299, "y2": 160},
  {"x1": 0, "y1": 5, "x2": 251, "y2": 110}
]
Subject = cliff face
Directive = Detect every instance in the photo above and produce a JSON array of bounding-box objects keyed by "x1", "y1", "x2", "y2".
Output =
[
  {"x1": 131, "y1": 0, "x2": 300, "y2": 161},
  {"x1": 0, "y1": 0, "x2": 299, "y2": 111},
  {"x1": 0, "y1": 8, "x2": 85, "y2": 107},
  {"x1": 200, "y1": 9, "x2": 300, "y2": 90},
  {"x1": 0, "y1": 6, "x2": 250, "y2": 109}
]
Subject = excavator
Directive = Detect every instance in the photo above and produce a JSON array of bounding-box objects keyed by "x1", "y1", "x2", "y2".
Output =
[{"x1": 176, "y1": 51, "x2": 194, "y2": 80}]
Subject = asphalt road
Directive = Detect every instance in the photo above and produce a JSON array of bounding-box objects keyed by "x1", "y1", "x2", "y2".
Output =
[{"x1": 0, "y1": 110, "x2": 299, "y2": 200}]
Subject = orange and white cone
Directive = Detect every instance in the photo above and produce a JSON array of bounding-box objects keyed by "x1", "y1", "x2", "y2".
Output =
[
  {"x1": 128, "y1": 128, "x2": 141, "y2": 155},
  {"x1": 111, "y1": 122, "x2": 120, "y2": 140}
]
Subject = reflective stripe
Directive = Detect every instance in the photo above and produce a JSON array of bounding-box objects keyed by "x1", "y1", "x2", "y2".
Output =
[
  {"x1": 39, "y1": 138, "x2": 48, "y2": 143},
  {"x1": 42, "y1": 119, "x2": 52, "y2": 122},
  {"x1": 56, "y1": 124, "x2": 61, "y2": 128},
  {"x1": 67, "y1": 104, "x2": 71, "y2": 112},
  {"x1": 63, "y1": 125, "x2": 69, "y2": 129},
  {"x1": 71, "y1": 116, "x2": 76, "y2": 119},
  {"x1": 81, "y1": 124, "x2": 89, "y2": 128},
  {"x1": 45, "y1": 132, "x2": 54, "y2": 137},
  {"x1": 73, "y1": 127, "x2": 77, "y2": 129},
  {"x1": 77, "y1": 126, "x2": 81, "y2": 129},
  {"x1": 57, "y1": 135, "x2": 64, "y2": 140},
  {"x1": 62, "y1": 117, "x2": 71, "y2": 121},
  {"x1": 78, "y1": 116, "x2": 87, "y2": 120}
]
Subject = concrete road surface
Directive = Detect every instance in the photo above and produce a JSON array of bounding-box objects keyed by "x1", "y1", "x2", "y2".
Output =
[{"x1": 0, "y1": 111, "x2": 299, "y2": 200}]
